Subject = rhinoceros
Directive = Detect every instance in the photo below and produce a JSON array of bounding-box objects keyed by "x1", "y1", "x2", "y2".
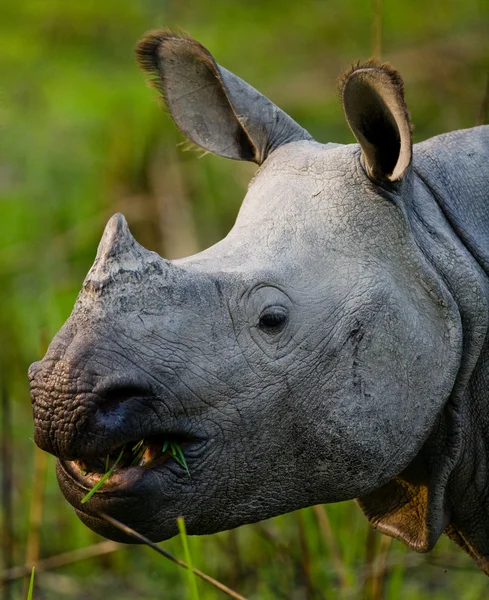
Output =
[{"x1": 29, "y1": 29, "x2": 489, "y2": 573}]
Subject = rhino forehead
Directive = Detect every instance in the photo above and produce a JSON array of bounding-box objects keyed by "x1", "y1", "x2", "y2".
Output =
[{"x1": 185, "y1": 141, "x2": 412, "y2": 275}]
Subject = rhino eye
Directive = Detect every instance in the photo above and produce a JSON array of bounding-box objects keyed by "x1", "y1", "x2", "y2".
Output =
[{"x1": 258, "y1": 307, "x2": 288, "y2": 333}]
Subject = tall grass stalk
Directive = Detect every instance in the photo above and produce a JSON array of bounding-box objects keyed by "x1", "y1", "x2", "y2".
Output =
[
  {"x1": 1, "y1": 541, "x2": 122, "y2": 583},
  {"x1": 1, "y1": 383, "x2": 13, "y2": 600},
  {"x1": 312, "y1": 505, "x2": 350, "y2": 592},
  {"x1": 296, "y1": 512, "x2": 313, "y2": 599},
  {"x1": 371, "y1": 535, "x2": 392, "y2": 599},
  {"x1": 26, "y1": 567, "x2": 35, "y2": 600},
  {"x1": 177, "y1": 516, "x2": 200, "y2": 600},
  {"x1": 372, "y1": 0, "x2": 382, "y2": 59},
  {"x1": 25, "y1": 448, "x2": 47, "y2": 571}
]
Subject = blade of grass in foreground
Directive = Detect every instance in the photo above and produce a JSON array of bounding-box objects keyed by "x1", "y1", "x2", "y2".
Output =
[
  {"x1": 170, "y1": 442, "x2": 190, "y2": 476},
  {"x1": 98, "y1": 512, "x2": 247, "y2": 600},
  {"x1": 81, "y1": 446, "x2": 125, "y2": 504},
  {"x1": 177, "y1": 516, "x2": 199, "y2": 600},
  {"x1": 27, "y1": 567, "x2": 35, "y2": 600}
]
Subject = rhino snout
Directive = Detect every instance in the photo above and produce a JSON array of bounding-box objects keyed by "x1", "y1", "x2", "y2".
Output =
[{"x1": 31, "y1": 363, "x2": 159, "y2": 459}]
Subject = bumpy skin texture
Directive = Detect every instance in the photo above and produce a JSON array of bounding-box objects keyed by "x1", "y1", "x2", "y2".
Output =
[{"x1": 29, "y1": 30, "x2": 489, "y2": 573}]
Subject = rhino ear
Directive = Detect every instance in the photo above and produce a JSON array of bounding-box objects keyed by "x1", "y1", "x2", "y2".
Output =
[
  {"x1": 357, "y1": 471, "x2": 450, "y2": 555},
  {"x1": 136, "y1": 30, "x2": 312, "y2": 165},
  {"x1": 340, "y1": 62, "x2": 412, "y2": 182}
]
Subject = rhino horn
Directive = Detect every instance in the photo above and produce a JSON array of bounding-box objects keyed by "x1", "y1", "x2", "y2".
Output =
[{"x1": 82, "y1": 213, "x2": 164, "y2": 294}]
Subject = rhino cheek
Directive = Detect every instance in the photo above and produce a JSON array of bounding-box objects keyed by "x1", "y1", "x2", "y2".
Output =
[
  {"x1": 253, "y1": 271, "x2": 459, "y2": 506},
  {"x1": 311, "y1": 294, "x2": 459, "y2": 499}
]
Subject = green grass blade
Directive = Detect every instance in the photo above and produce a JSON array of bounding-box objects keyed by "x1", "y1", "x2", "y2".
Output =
[
  {"x1": 27, "y1": 566, "x2": 35, "y2": 600},
  {"x1": 162, "y1": 441, "x2": 190, "y2": 476},
  {"x1": 177, "y1": 516, "x2": 199, "y2": 600},
  {"x1": 81, "y1": 446, "x2": 125, "y2": 504},
  {"x1": 132, "y1": 440, "x2": 144, "y2": 453},
  {"x1": 131, "y1": 443, "x2": 148, "y2": 466},
  {"x1": 172, "y1": 443, "x2": 190, "y2": 477}
]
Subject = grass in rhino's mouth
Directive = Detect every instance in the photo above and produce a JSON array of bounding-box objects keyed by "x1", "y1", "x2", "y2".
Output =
[{"x1": 79, "y1": 438, "x2": 189, "y2": 504}]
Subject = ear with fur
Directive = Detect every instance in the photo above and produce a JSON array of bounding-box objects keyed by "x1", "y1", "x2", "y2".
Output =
[
  {"x1": 136, "y1": 30, "x2": 312, "y2": 165},
  {"x1": 339, "y1": 62, "x2": 412, "y2": 182}
]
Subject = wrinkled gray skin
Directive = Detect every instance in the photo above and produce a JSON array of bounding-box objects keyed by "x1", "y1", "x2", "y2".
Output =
[{"x1": 30, "y1": 30, "x2": 489, "y2": 572}]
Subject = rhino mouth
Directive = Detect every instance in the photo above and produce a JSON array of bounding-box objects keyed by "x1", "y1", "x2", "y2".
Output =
[
  {"x1": 73, "y1": 435, "x2": 188, "y2": 474},
  {"x1": 59, "y1": 433, "x2": 200, "y2": 499},
  {"x1": 32, "y1": 372, "x2": 209, "y2": 539},
  {"x1": 55, "y1": 429, "x2": 206, "y2": 542}
]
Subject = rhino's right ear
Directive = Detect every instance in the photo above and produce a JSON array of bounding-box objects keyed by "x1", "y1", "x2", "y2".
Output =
[
  {"x1": 340, "y1": 62, "x2": 412, "y2": 183},
  {"x1": 136, "y1": 30, "x2": 312, "y2": 165}
]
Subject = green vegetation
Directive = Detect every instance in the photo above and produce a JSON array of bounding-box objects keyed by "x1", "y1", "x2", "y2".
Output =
[
  {"x1": 163, "y1": 441, "x2": 190, "y2": 476},
  {"x1": 1, "y1": 0, "x2": 489, "y2": 598},
  {"x1": 26, "y1": 568, "x2": 35, "y2": 600},
  {"x1": 177, "y1": 517, "x2": 200, "y2": 600},
  {"x1": 81, "y1": 446, "x2": 126, "y2": 505}
]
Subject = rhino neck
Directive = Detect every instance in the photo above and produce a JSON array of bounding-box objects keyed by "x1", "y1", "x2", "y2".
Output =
[
  {"x1": 413, "y1": 128, "x2": 489, "y2": 569},
  {"x1": 442, "y1": 341, "x2": 489, "y2": 572},
  {"x1": 415, "y1": 126, "x2": 489, "y2": 277},
  {"x1": 358, "y1": 162, "x2": 489, "y2": 571}
]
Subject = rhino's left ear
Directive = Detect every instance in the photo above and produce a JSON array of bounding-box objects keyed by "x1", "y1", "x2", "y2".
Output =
[
  {"x1": 340, "y1": 62, "x2": 412, "y2": 182},
  {"x1": 136, "y1": 30, "x2": 312, "y2": 165}
]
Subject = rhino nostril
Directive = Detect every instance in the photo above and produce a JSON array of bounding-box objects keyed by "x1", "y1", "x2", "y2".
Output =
[{"x1": 98, "y1": 383, "x2": 154, "y2": 413}]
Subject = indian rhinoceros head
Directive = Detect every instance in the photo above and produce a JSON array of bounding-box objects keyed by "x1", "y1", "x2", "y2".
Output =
[{"x1": 30, "y1": 30, "x2": 472, "y2": 565}]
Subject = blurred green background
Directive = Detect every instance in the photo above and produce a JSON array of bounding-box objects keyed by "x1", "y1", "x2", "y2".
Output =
[{"x1": 1, "y1": 1, "x2": 489, "y2": 598}]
